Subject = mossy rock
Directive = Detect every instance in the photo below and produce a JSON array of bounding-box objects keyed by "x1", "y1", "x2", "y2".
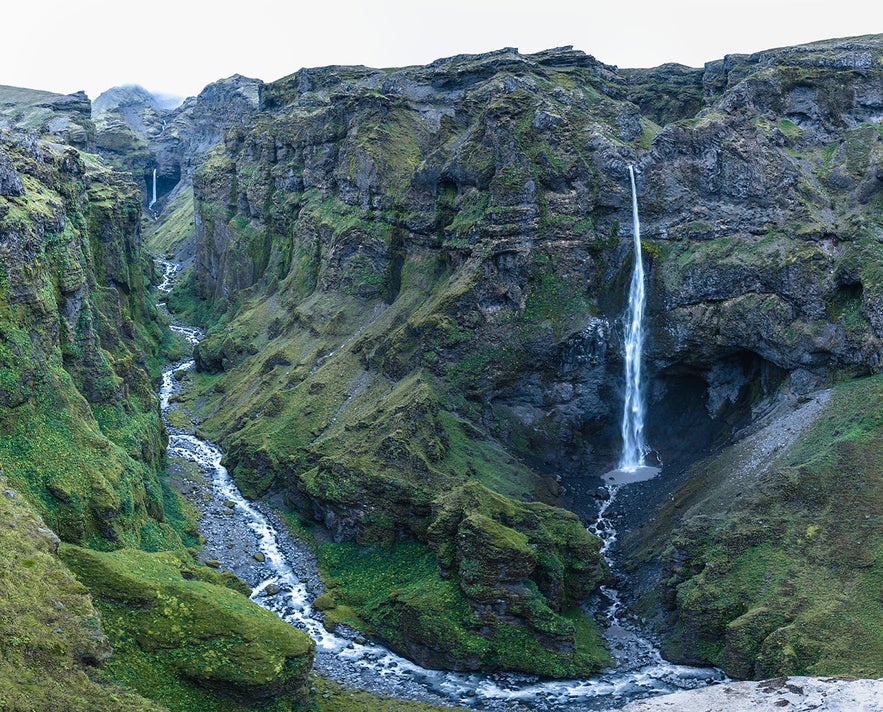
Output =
[
  {"x1": 318, "y1": 536, "x2": 609, "y2": 677},
  {"x1": 59, "y1": 544, "x2": 315, "y2": 701},
  {"x1": 640, "y1": 374, "x2": 883, "y2": 679},
  {"x1": 428, "y1": 480, "x2": 605, "y2": 611},
  {"x1": 0, "y1": 479, "x2": 164, "y2": 711}
]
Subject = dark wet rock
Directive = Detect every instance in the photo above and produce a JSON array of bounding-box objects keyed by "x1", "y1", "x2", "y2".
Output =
[{"x1": 0, "y1": 147, "x2": 23, "y2": 196}]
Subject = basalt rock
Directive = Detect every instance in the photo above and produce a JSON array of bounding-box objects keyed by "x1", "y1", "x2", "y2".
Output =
[{"x1": 0, "y1": 85, "x2": 95, "y2": 149}]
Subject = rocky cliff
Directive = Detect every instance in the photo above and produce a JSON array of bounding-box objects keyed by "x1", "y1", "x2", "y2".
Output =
[
  {"x1": 0, "y1": 125, "x2": 179, "y2": 545},
  {"x1": 0, "y1": 116, "x2": 317, "y2": 708},
  {"x1": 137, "y1": 35, "x2": 882, "y2": 681},
  {"x1": 0, "y1": 84, "x2": 94, "y2": 149}
]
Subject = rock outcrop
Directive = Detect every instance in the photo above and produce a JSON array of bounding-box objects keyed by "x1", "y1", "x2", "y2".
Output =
[
  {"x1": 0, "y1": 84, "x2": 94, "y2": 149},
  {"x1": 60, "y1": 544, "x2": 315, "y2": 704},
  {"x1": 0, "y1": 477, "x2": 164, "y2": 710},
  {"x1": 0, "y1": 126, "x2": 178, "y2": 545}
]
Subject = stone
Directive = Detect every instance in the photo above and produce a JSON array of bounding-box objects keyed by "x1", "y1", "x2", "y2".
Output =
[
  {"x1": 0, "y1": 148, "x2": 24, "y2": 197},
  {"x1": 253, "y1": 551, "x2": 265, "y2": 562}
]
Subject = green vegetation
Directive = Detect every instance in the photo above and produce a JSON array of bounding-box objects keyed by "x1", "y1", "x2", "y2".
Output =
[
  {"x1": 172, "y1": 220, "x2": 609, "y2": 674},
  {"x1": 0, "y1": 478, "x2": 163, "y2": 711},
  {"x1": 0, "y1": 129, "x2": 316, "y2": 711},
  {"x1": 776, "y1": 119, "x2": 803, "y2": 140},
  {"x1": 4, "y1": 35, "x2": 871, "y2": 707},
  {"x1": 637, "y1": 375, "x2": 883, "y2": 679},
  {"x1": 60, "y1": 545, "x2": 315, "y2": 708},
  {"x1": 317, "y1": 528, "x2": 607, "y2": 677},
  {"x1": 144, "y1": 184, "x2": 197, "y2": 258},
  {"x1": 0, "y1": 135, "x2": 189, "y2": 549}
]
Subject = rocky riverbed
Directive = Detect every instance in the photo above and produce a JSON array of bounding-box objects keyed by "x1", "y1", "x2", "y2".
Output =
[{"x1": 612, "y1": 676, "x2": 883, "y2": 711}]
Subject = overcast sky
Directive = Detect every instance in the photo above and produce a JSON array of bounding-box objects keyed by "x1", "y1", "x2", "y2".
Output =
[{"x1": 2, "y1": 0, "x2": 880, "y2": 102}]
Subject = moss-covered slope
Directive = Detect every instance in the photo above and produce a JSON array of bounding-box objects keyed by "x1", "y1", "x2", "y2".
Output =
[
  {"x1": 0, "y1": 128, "x2": 185, "y2": 549},
  {"x1": 60, "y1": 544, "x2": 315, "y2": 708},
  {"x1": 0, "y1": 480, "x2": 164, "y2": 711},
  {"x1": 624, "y1": 374, "x2": 883, "y2": 679}
]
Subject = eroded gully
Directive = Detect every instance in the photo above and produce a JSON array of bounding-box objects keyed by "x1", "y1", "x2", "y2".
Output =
[{"x1": 154, "y1": 259, "x2": 723, "y2": 711}]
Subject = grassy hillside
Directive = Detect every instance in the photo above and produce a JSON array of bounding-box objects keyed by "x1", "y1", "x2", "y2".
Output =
[{"x1": 625, "y1": 374, "x2": 883, "y2": 679}]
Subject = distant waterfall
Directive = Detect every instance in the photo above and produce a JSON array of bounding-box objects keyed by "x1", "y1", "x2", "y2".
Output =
[
  {"x1": 149, "y1": 168, "x2": 157, "y2": 209},
  {"x1": 619, "y1": 165, "x2": 647, "y2": 471}
]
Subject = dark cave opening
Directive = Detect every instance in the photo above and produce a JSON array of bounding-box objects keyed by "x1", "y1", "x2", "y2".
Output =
[{"x1": 646, "y1": 349, "x2": 788, "y2": 473}]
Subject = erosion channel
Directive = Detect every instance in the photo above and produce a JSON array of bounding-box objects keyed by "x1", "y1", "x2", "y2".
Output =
[{"x1": 155, "y1": 259, "x2": 723, "y2": 710}]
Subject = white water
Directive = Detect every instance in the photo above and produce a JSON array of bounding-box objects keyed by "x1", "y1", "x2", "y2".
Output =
[
  {"x1": 149, "y1": 168, "x2": 157, "y2": 209},
  {"x1": 154, "y1": 259, "x2": 723, "y2": 710},
  {"x1": 619, "y1": 165, "x2": 647, "y2": 472}
]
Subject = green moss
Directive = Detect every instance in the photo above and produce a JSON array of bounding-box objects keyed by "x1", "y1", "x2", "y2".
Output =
[
  {"x1": 0, "y1": 136, "x2": 190, "y2": 551},
  {"x1": 317, "y1": 536, "x2": 607, "y2": 677},
  {"x1": 649, "y1": 374, "x2": 883, "y2": 679},
  {"x1": 0, "y1": 477, "x2": 163, "y2": 711},
  {"x1": 144, "y1": 185, "x2": 196, "y2": 257},
  {"x1": 844, "y1": 124, "x2": 878, "y2": 178},
  {"x1": 60, "y1": 545, "x2": 314, "y2": 706},
  {"x1": 776, "y1": 119, "x2": 803, "y2": 140},
  {"x1": 518, "y1": 253, "x2": 595, "y2": 338},
  {"x1": 445, "y1": 189, "x2": 489, "y2": 236}
]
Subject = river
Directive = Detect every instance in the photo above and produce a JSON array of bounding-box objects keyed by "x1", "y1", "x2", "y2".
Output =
[{"x1": 154, "y1": 259, "x2": 724, "y2": 710}]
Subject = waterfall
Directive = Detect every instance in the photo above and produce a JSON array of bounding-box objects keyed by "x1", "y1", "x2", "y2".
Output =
[
  {"x1": 149, "y1": 168, "x2": 157, "y2": 209},
  {"x1": 619, "y1": 165, "x2": 647, "y2": 471}
]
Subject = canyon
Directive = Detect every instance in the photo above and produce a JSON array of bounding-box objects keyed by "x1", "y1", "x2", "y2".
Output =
[{"x1": 0, "y1": 33, "x2": 881, "y2": 710}]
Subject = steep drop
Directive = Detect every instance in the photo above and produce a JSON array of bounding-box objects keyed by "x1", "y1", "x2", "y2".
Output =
[{"x1": 619, "y1": 165, "x2": 647, "y2": 472}]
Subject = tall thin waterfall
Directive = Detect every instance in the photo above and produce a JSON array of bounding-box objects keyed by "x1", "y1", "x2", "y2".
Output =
[
  {"x1": 149, "y1": 168, "x2": 157, "y2": 209},
  {"x1": 619, "y1": 165, "x2": 647, "y2": 471}
]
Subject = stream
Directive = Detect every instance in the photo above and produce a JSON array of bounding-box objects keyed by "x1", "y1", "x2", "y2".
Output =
[{"x1": 154, "y1": 259, "x2": 724, "y2": 710}]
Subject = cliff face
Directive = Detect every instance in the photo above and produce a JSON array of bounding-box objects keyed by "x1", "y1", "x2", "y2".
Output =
[
  {"x1": 1, "y1": 115, "x2": 317, "y2": 707},
  {"x1": 0, "y1": 126, "x2": 185, "y2": 546},
  {"x1": 151, "y1": 37, "x2": 882, "y2": 678},
  {"x1": 190, "y1": 38, "x2": 882, "y2": 470}
]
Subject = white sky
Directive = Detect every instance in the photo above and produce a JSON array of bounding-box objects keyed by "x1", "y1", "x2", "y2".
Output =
[{"x1": 2, "y1": 0, "x2": 880, "y2": 102}]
